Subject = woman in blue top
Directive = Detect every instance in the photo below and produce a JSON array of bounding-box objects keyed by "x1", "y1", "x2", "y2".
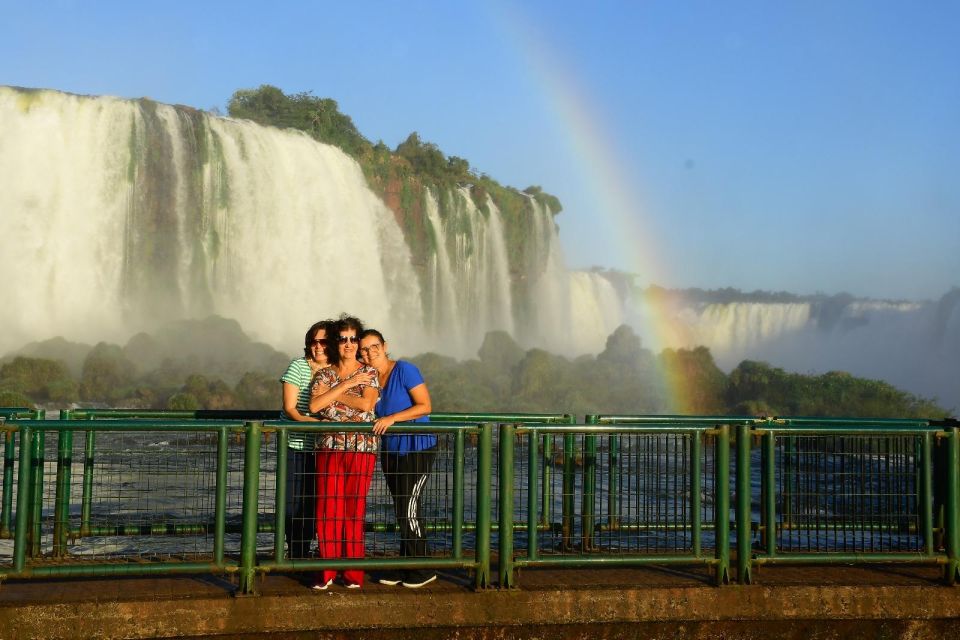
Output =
[{"x1": 360, "y1": 329, "x2": 436, "y2": 588}]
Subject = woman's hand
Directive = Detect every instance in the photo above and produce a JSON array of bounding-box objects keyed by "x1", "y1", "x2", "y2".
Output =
[
  {"x1": 342, "y1": 370, "x2": 375, "y2": 389},
  {"x1": 372, "y1": 415, "x2": 396, "y2": 435}
]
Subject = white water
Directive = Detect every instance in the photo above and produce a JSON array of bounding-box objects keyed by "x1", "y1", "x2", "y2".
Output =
[
  {"x1": 0, "y1": 87, "x2": 622, "y2": 360},
  {"x1": 632, "y1": 292, "x2": 960, "y2": 411},
  {"x1": 0, "y1": 88, "x2": 423, "y2": 354}
]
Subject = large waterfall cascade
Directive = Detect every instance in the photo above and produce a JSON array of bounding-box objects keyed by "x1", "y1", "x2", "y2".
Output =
[
  {"x1": 3, "y1": 87, "x2": 955, "y2": 410},
  {"x1": 0, "y1": 87, "x2": 623, "y2": 360}
]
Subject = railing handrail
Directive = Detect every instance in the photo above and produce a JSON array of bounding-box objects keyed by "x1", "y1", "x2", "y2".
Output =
[{"x1": 1, "y1": 411, "x2": 957, "y2": 590}]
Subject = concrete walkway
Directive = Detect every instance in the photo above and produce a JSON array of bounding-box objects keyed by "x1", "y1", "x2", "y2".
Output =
[{"x1": 1, "y1": 565, "x2": 959, "y2": 639}]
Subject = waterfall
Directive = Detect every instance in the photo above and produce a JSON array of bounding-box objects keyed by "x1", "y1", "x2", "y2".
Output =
[
  {"x1": 0, "y1": 87, "x2": 423, "y2": 354},
  {"x1": 0, "y1": 87, "x2": 623, "y2": 360},
  {"x1": 636, "y1": 291, "x2": 960, "y2": 410}
]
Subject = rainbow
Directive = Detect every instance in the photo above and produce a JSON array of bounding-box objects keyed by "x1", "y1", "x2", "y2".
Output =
[{"x1": 489, "y1": 4, "x2": 693, "y2": 411}]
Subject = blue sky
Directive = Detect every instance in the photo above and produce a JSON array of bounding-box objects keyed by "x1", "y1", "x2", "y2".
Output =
[{"x1": 3, "y1": 0, "x2": 958, "y2": 300}]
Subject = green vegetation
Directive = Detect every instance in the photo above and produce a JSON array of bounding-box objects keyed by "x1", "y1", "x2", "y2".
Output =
[{"x1": 0, "y1": 320, "x2": 947, "y2": 418}]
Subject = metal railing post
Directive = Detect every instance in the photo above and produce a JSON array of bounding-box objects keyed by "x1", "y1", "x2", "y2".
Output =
[
  {"x1": 736, "y1": 424, "x2": 752, "y2": 584},
  {"x1": 80, "y1": 429, "x2": 95, "y2": 537},
  {"x1": 541, "y1": 434, "x2": 552, "y2": 528},
  {"x1": 945, "y1": 427, "x2": 960, "y2": 585},
  {"x1": 475, "y1": 423, "x2": 492, "y2": 589},
  {"x1": 691, "y1": 431, "x2": 702, "y2": 558},
  {"x1": 581, "y1": 433, "x2": 597, "y2": 551},
  {"x1": 1, "y1": 428, "x2": 15, "y2": 537},
  {"x1": 274, "y1": 428, "x2": 289, "y2": 562},
  {"x1": 527, "y1": 428, "x2": 539, "y2": 563},
  {"x1": 920, "y1": 431, "x2": 934, "y2": 557},
  {"x1": 29, "y1": 430, "x2": 45, "y2": 558},
  {"x1": 498, "y1": 423, "x2": 515, "y2": 588},
  {"x1": 53, "y1": 429, "x2": 74, "y2": 557},
  {"x1": 714, "y1": 424, "x2": 731, "y2": 585},
  {"x1": 452, "y1": 429, "x2": 465, "y2": 559},
  {"x1": 13, "y1": 426, "x2": 33, "y2": 574},
  {"x1": 214, "y1": 426, "x2": 229, "y2": 568},
  {"x1": 608, "y1": 433, "x2": 620, "y2": 532},
  {"x1": 762, "y1": 431, "x2": 776, "y2": 557},
  {"x1": 239, "y1": 421, "x2": 262, "y2": 595},
  {"x1": 562, "y1": 433, "x2": 575, "y2": 551}
]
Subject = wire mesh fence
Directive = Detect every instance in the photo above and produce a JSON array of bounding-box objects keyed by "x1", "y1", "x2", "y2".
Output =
[
  {"x1": 508, "y1": 431, "x2": 720, "y2": 558},
  {"x1": 773, "y1": 433, "x2": 927, "y2": 553},
  {"x1": 0, "y1": 415, "x2": 956, "y2": 588}
]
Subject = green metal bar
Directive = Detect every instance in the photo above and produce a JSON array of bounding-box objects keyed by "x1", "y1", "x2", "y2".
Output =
[
  {"x1": 783, "y1": 433, "x2": 795, "y2": 528},
  {"x1": 562, "y1": 433, "x2": 575, "y2": 551},
  {"x1": 274, "y1": 428, "x2": 289, "y2": 562},
  {"x1": 920, "y1": 431, "x2": 934, "y2": 557},
  {"x1": 214, "y1": 426, "x2": 228, "y2": 567},
  {"x1": 452, "y1": 429, "x2": 464, "y2": 559},
  {"x1": 691, "y1": 431, "x2": 702, "y2": 558},
  {"x1": 763, "y1": 431, "x2": 776, "y2": 557},
  {"x1": 29, "y1": 430, "x2": 44, "y2": 558},
  {"x1": 945, "y1": 428, "x2": 960, "y2": 584},
  {"x1": 80, "y1": 429, "x2": 95, "y2": 537},
  {"x1": 259, "y1": 557, "x2": 474, "y2": 573},
  {"x1": 3, "y1": 561, "x2": 233, "y2": 580},
  {"x1": 754, "y1": 553, "x2": 942, "y2": 565},
  {"x1": 13, "y1": 426, "x2": 32, "y2": 574},
  {"x1": 515, "y1": 555, "x2": 719, "y2": 568},
  {"x1": 714, "y1": 424, "x2": 731, "y2": 585},
  {"x1": 52, "y1": 430, "x2": 74, "y2": 557},
  {"x1": 239, "y1": 421, "x2": 262, "y2": 595},
  {"x1": 581, "y1": 433, "x2": 597, "y2": 551},
  {"x1": 475, "y1": 423, "x2": 492, "y2": 589},
  {"x1": 736, "y1": 424, "x2": 752, "y2": 584},
  {"x1": 541, "y1": 434, "x2": 552, "y2": 527},
  {"x1": 498, "y1": 423, "x2": 515, "y2": 588},
  {"x1": 1, "y1": 428, "x2": 15, "y2": 537},
  {"x1": 608, "y1": 433, "x2": 620, "y2": 531},
  {"x1": 527, "y1": 429, "x2": 539, "y2": 563}
]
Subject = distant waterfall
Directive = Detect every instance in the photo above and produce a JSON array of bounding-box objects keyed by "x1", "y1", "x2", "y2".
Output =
[
  {"x1": 634, "y1": 292, "x2": 960, "y2": 410},
  {"x1": 0, "y1": 87, "x2": 623, "y2": 359}
]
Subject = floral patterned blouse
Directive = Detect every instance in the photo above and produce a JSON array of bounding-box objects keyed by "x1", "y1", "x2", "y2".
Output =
[{"x1": 312, "y1": 364, "x2": 381, "y2": 453}]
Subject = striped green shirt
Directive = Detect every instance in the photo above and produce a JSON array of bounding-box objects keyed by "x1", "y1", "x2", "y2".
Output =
[{"x1": 279, "y1": 357, "x2": 317, "y2": 450}]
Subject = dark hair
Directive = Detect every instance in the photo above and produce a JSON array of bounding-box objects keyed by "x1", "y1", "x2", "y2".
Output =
[
  {"x1": 359, "y1": 328, "x2": 385, "y2": 344},
  {"x1": 332, "y1": 314, "x2": 365, "y2": 365},
  {"x1": 303, "y1": 319, "x2": 338, "y2": 361},
  {"x1": 302, "y1": 320, "x2": 326, "y2": 358}
]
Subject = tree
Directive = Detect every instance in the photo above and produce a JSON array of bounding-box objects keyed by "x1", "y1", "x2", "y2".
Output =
[
  {"x1": 227, "y1": 85, "x2": 371, "y2": 158},
  {"x1": 0, "y1": 356, "x2": 77, "y2": 402},
  {"x1": 79, "y1": 344, "x2": 137, "y2": 403}
]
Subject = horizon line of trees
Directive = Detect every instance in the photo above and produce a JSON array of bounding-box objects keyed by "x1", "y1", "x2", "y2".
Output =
[{"x1": 0, "y1": 320, "x2": 948, "y2": 420}]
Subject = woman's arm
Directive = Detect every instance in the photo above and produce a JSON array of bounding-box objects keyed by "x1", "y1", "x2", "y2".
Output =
[
  {"x1": 372, "y1": 383, "x2": 431, "y2": 434},
  {"x1": 281, "y1": 382, "x2": 320, "y2": 421},
  {"x1": 308, "y1": 370, "x2": 375, "y2": 414}
]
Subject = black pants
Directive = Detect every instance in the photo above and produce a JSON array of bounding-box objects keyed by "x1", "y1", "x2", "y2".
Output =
[
  {"x1": 285, "y1": 448, "x2": 317, "y2": 559},
  {"x1": 381, "y1": 447, "x2": 437, "y2": 558}
]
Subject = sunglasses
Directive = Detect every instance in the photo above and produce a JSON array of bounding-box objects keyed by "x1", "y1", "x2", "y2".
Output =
[
  {"x1": 337, "y1": 335, "x2": 359, "y2": 344},
  {"x1": 311, "y1": 339, "x2": 327, "y2": 346}
]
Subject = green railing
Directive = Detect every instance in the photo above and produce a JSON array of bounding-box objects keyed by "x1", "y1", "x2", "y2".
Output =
[
  {"x1": 496, "y1": 420, "x2": 733, "y2": 587},
  {"x1": 738, "y1": 418, "x2": 960, "y2": 585},
  {"x1": 0, "y1": 411, "x2": 957, "y2": 591}
]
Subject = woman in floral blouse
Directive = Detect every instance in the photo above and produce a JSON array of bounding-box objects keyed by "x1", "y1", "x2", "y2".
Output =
[{"x1": 308, "y1": 315, "x2": 379, "y2": 589}]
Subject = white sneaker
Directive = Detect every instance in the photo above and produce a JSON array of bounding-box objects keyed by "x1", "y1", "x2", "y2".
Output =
[
  {"x1": 402, "y1": 574, "x2": 437, "y2": 588},
  {"x1": 345, "y1": 582, "x2": 362, "y2": 589},
  {"x1": 311, "y1": 578, "x2": 334, "y2": 591}
]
